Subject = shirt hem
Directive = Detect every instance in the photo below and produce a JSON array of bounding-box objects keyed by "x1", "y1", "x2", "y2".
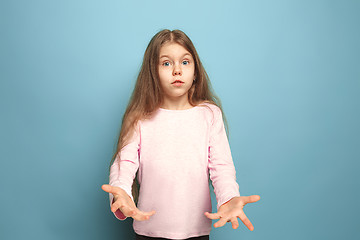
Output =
[{"x1": 133, "y1": 228, "x2": 211, "y2": 239}]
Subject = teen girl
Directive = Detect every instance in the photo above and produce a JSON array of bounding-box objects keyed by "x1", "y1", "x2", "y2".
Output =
[{"x1": 101, "y1": 29, "x2": 260, "y2": 240}]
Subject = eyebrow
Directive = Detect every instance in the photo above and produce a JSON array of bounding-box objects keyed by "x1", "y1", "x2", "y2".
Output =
[{"x1": 159, "y1": 53, "x2": 192, "y2": 59}]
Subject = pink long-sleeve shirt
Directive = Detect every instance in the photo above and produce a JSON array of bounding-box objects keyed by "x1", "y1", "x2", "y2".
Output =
[{"x1": 109, "y1": 102, "x2": 240, "y2": 239}]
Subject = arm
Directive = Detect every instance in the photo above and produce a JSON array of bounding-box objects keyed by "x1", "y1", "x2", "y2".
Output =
[
  {"x1": 206, "y1": 106, "x2": 260, "y2": 230},
  {"x1": 108, "y1": 125, "x2": 141, "y2": 220},
  {"x1": 207, "y1": 106, "x2": 240, "y2": 210}
]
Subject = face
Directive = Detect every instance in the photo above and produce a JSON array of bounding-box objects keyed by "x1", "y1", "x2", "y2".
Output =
[{"x1": 158, "y1": 42, "x2": 195, "y2": 104}]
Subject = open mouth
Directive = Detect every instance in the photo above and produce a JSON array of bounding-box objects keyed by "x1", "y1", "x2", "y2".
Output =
[{"x1": 172, "y1": 80, "x2": 184, "y2": 84}]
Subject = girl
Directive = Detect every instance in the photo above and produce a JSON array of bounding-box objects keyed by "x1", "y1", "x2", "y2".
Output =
[{"x1": 101, "y1": 29, "x2": 260, "y2": 240}]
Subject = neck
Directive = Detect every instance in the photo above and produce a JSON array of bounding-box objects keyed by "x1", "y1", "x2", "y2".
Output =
[{"x1": 160, "y1": 98, "x2": 192, "y2": 110}]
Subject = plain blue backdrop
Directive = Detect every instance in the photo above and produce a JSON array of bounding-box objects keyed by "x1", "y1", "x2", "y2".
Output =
[{"x1": 1, "y1": 0, "x2": 359, "y2": 239}]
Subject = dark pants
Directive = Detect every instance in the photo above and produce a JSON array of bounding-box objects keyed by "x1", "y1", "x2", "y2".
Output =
[{"x1": 135, "y1": 233, "x2": 210, "y2": 240}]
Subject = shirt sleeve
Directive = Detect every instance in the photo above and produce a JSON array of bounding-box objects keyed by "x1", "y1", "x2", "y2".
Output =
[
  {"x1": 208, "y1": 106, "x2": 240, "y2": 210},
  {"x1": 109, "y1": 123, "x2": 141, "y2": 220}
]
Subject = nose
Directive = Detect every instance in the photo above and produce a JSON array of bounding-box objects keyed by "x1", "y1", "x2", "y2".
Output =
[{"x1": 173, "y1": 64, "x2": 182, "y2": 76}]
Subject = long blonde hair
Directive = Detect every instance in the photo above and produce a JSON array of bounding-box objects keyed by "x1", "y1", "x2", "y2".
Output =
[{"x1": 109, "y1": 29, "x2": 230, "y2": 204}]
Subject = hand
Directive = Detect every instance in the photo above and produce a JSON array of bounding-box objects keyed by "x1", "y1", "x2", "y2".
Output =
[
  {"x1": 101, "y1": 184, "x2": 156, "y2": 221},
  {"x1": 205, "y1": 195, "x2": 260, "y2": 231}
]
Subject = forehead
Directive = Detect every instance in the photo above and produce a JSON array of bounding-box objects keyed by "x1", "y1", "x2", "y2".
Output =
[{"x1": 159, "y1": 42, "x2": 192, "y2": 59}]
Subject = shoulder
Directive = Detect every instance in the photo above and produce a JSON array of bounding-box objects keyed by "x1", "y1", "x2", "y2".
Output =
[
  {"x1": 196, "y1": 101, "x2": 222, "y2": 124},
  {"x1": 197, "y1": 101, "x2": 220, "y2": 111}
]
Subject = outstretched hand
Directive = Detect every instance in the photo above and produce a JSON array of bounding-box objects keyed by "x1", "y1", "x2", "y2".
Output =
[
  {"x1": 101, "y1": 184, "x2": 156, "y2": 221},
  {"x1": 205, "y1": 195, "x2": 260, "y2": 231}
]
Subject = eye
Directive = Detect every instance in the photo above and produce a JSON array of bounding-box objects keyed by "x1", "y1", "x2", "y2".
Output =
[
  {"x1": 162, "y1": 61, "x2": 171, "y2": 67},
  {"x1": 182, "y1": 60, "x2": 190, "y2": 65}
]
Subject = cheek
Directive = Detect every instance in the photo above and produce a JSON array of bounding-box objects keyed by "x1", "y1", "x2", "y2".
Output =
[
  {"x1": 185, "y1": 66, "x2": 195, "y2": 77},
  {"x1": 158, "y1": 70, "x2": 166, "y2": 80},
  {"x1": 158, "y1": 68, "x2": 171, "y2": 77}
]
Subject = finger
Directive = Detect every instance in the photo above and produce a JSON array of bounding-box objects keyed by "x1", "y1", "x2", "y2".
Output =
[
  {"x1": 142, "y1": 210, "x2": 156, "y2": 217},
  {"x1": 111, "y1": 201, "x2": 129, "y2": 214},
  {"x1": 132, "y1": 210, "x2": 156, "y2": 221},
  {"x1": 244, "y1": 195, "x2": 261, "y2": 204},
  {"x1": 110, "y1": 199, "x2": 122, "y2": 212},
  {"x1": 101, "y1": 184, "x2": 117, "y2": 195},
  {"x1": 213, "y1": 216, "x2": 228, "y2": 228},
  {"x1": 119, "y1": 205, "x2": 136, "y2": 217},
  {"x1": 238, "y1": 211, "x2": 254, "y2": 231},
  {"x1": 111, "y1": 199, "x2": 136, "y2": 216},
  {"x1": 137, "y1": 210, "x2": 156, "y2": 219},
  {"x1": 204, "y1": 212, "x2": 221, "y2": 220},
  {"x1": 230, "y1": 217, "x2": 239, "y2": 229}
]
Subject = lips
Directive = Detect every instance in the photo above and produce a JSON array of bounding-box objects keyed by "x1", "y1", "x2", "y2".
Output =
[{"x1": 172, "y1": 80, "x2": 184, "y2": 84}]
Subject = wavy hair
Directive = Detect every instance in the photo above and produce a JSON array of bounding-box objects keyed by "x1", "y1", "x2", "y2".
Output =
[{"x1": 109, "y1": 29, "x2": 230, "y2": 204}]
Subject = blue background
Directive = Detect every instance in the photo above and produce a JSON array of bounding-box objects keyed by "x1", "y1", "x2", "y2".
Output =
[{"x1": 1, "y1": 0, "x2": 359, "y2": 239}]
